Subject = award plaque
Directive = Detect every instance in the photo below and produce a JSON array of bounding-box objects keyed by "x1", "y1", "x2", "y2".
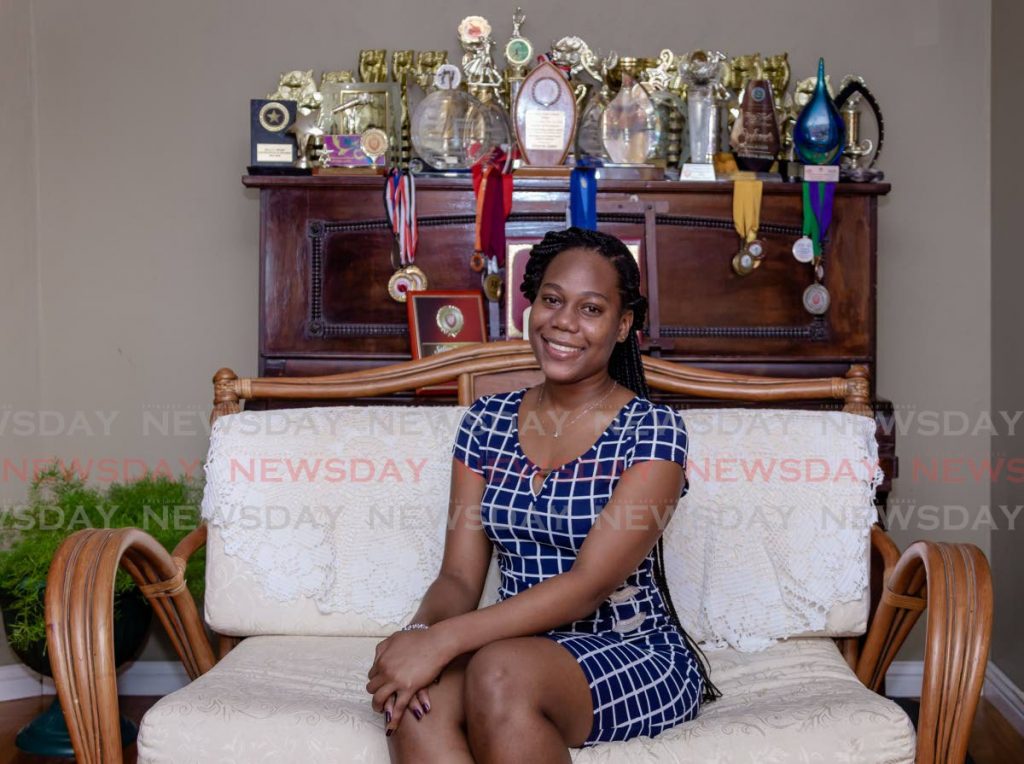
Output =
[
  {"x1": 249, "y1": 99, "x2": 299, "y2": 174},
  {"x1": 730, "y1": 79, "x2": 781, "y2": 172},
  {"x1": 407, "y1": 290, "x2": 487, "y2": 394},
  {"x1": 513, "y1": 59, "x2": 576, "y2": 169}
]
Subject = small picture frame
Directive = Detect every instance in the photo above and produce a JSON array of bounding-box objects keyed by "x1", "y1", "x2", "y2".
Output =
[
  {"x1": 407, "y1": 290, "x2": 487, "y2": 394},
  {"x1": 505, "y1": 237, "x2": 643, "y2": 339},
  {"x1": 318, "y1": 81, "x2": 401, "y2": 168}
]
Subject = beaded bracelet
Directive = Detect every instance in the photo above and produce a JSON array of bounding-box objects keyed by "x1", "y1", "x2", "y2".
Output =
[{"x1": 401, "y1": 623, "x2": 430, "y2": 631}]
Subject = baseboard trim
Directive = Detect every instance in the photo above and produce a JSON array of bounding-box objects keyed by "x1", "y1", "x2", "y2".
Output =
[
  {"x1": 884, "y1": 660, "x2": 923, "y2": 697},
  {"x1": 885, "y1": 659, "x2": 1024, "y2": 734},
  {"x1": 0, "y1": 660, "x2": 190, "y2": 702},
  {"x1": 984, "y1": 662, "x2": 1024, "y2": 736}
]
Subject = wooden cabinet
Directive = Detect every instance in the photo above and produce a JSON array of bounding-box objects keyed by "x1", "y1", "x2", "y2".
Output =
[{"x1": 243, "y1": 174, "x2": 897, "y2": 491}]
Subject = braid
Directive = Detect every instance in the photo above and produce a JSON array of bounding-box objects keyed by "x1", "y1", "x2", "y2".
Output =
[{"x1": 521, "y1": 226, "x2": 722, "y2": 704}]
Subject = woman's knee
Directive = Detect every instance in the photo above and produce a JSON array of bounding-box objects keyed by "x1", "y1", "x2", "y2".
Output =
[{"x1": 464, "y1": 640, "x2": 538, "y2": 720}]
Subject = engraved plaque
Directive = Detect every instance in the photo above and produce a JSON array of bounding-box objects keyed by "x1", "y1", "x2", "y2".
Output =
[{"x1": 513, "y1": 60, "x2": 577, "y2": 166}]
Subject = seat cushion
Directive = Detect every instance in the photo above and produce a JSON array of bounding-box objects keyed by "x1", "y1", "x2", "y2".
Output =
[{"x1": 136, "y1": 636, "x2": 915, "y2": 763}]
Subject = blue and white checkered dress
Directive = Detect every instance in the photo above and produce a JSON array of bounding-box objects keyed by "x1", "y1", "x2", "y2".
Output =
[{"x1": 452, "y1": 388, "x2": 704, "y2": 746}]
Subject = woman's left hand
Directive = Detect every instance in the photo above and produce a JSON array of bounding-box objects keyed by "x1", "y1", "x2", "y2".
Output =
[{"x1": 366, "y1": 629, "x2": 451, "y2": 732}]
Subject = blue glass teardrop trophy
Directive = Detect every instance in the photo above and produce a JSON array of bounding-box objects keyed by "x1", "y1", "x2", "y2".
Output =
[{"x1": 793, "y1": 58, "x2": 845, "y2": 165}]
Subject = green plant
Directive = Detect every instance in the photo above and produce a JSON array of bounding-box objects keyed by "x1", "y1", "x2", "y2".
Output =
[{"x1": 0, "y1": 463, "x2": 205, "y2": 651}]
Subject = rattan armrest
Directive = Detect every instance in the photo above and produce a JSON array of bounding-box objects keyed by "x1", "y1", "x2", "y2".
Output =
[
  {"x1": 45, "y1": 527, "x2": 216, "y2": 764},
  {"x1": 856, "y1": 539, "x2": 993, "y2": 764}
]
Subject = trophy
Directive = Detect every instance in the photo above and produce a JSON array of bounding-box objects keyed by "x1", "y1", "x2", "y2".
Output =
[
  {"x1": 287, "y1": 107, "x2": 323, "y2": 170},
  {"x1": 504, "y1": 7, "x2": 533, "y2": 108},
  {"x1": 679, "y1": 50, "x2": 727, "y2": 164},
  {"x1": 269, "y1": 70, "x2": 322, "y2": 110},
  {"x1": 514, "y1": 59, "x2": 577, "y2": 172},
  {"x1": 600, "y1": 74, "x2": 660, "y2": 165},
  {"x1": 358, "y1": 50, "x2": 388, "y2": 82},
  {"x1": 458, "y1": 16, "x2": 503, "y2": 105},
  {"x1": 793, "y1": 59, "x2": 844, "y2": 166},
  {"x1": 411, "y1": 65, "x2": 510, "y2": 171},
  {"x1": 730, "y1": 79, "x2": 781, "y2": 172},
  {"x1": 835, "y1": 77, "x2": 884, "y2": 182},
  {"x1": 249, "y1": 99, "x2": 299, "y2": 174}
]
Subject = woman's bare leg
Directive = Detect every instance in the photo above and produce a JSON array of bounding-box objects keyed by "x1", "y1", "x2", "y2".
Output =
[
  {"x1": 464, "y1": 637, "x2": 594, "y2": 764},
  {"x1": 388, "y1": 652, "x2": 475, "y2": 764}
]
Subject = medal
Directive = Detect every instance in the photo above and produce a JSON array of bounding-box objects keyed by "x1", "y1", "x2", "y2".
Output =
[
  {"x1": 482, "y1": 272, "x2": 503, "y2": 301},
  {"x1": 732, "y1": 178, "x2": 764, "y2": 277},
  {"x1": 387, "y1": 264, "x2": 428, "y2": 303},
  {"x1": 384, "y1": 169, "x2": 423, "y2": 302},
  {"x1": 731, "y1": 248, "x2": 757, "y2": 276},
  {"x1": 792, "y1": 236, "x2": 815, "y2": 263},
  {"x1": 436, "y1": 304, "x2": 465, "y2": 337},
  {"x1": 471, "y1": 147, "x2": 512, "y2": 273},
  {"x1": 802, "y1": 282, "x2": 831, "y2": 314}
]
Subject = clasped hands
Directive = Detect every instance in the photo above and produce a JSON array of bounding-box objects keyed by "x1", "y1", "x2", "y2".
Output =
[{"x1": 366, "y1": 627, "x2": 452, "y2": 736}]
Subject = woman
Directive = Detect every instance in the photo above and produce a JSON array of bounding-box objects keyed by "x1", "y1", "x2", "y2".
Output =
[{"x1": 367, "y1": 227, "x2": 719, "y2": 762}]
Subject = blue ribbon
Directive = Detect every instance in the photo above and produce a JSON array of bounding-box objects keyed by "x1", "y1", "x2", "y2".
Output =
[{"x1": 570, "y1": 159, "x2": 599, "y2": 231}]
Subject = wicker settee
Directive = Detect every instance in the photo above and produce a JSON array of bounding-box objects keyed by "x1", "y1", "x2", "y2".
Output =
[{"x1": 45, "y1": 343, "x2": 992, "y2": 762}]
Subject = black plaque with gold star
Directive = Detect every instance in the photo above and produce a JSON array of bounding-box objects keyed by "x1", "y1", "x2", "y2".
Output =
[{"x1": 249, "y1": 98, "x2": 304, "y2": 175}]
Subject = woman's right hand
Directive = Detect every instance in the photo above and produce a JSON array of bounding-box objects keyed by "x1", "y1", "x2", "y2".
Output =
[{"x1": 384, "y1": 686, "x2": 433, "y2": 731}]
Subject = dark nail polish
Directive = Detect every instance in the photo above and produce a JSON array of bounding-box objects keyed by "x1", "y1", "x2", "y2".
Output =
[
  {"x1": 424, "y1": 703, "x2": 431, "y2": 713},
  {"x1": 385, "y1": 711, "x2": 392, "y2": 724},
  {"x1": 413, "y1": 709, "x2": 422, "y2": 720},
  {"x1": 386, "y1": 728, "x2": 393, "y2": 737}
]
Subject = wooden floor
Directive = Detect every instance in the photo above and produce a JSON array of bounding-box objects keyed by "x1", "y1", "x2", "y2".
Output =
[{"x1": 1, "y1": 694, "x2": 1021, "y2": 763}]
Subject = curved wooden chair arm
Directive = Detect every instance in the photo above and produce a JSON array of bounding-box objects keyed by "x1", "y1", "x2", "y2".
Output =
[
  {"x1": 855, "y1": 539, "x2": 993, "y2": 764},
  {"x1": 45, "y1": 528, "x2": 217, "y2": 764}
]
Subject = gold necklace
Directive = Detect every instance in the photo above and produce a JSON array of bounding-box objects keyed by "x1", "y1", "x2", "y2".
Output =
[{"x1": 537, "y1": 379, "x2": 619, "y2": 438}]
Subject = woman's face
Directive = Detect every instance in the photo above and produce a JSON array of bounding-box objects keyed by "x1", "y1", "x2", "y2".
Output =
[{"x1": 528, "y1": 247, "x2": 633, "y2": 383}]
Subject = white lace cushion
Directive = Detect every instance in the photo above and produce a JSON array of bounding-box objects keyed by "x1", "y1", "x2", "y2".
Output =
[
  {"x1": 201, "y1": 406, "x2": 881, "y2": 649},
  {"x1": 136, "y1": 636, "x2": 914, "y2": 764},
  {"x1": 201, "y1": 407, "x2": 499, "y2": 637},
  {"x1": 664, "y1": 409, "x2": 882, "y2": 651}
]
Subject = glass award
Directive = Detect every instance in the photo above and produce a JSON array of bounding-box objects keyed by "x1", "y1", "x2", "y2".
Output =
[
  {"x1": 793, "y1": 58, "x2": 845, "y2": 165},
  {"x1": 601, "y1": 75, "x2": 661, "y2": 164},
  {"x1": 411, "y1": 65, "x2": 510, "y2": 170}
]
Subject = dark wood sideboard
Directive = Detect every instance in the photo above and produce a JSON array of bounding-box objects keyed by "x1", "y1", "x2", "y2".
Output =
[{"x1": 242, "y1": 174, "x2": 897, "y2": 495}]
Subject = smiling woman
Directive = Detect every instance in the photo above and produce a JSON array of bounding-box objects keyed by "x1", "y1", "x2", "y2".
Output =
[{"x1": 366, "y1": 228, "x2": 719, "y2": 763}]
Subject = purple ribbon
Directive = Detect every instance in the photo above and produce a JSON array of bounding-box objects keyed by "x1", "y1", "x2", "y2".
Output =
[{"x1": 809, "y1": 181, "x2": 836, "y2": 242}]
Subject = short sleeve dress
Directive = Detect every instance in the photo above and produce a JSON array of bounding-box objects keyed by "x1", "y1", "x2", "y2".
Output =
[{"x1": 451, "y1": 388, "x2": 704, "y2": 747}]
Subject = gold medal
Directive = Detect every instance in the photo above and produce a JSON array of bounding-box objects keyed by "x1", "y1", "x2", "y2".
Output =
[
  {"x1": 482, "y1": 272, "x2": 504, "y2": 302},
  {"x1": 360, "y1": 128, "x2": 389, "y2": 160},
  {"x1": 436, "y1": 304, "x2": 465, "y2": 337},
  {"x1": 731, "y1": 248, "x2": 757, "y2": 276},
  {"x1": 387, "y1": 265, "x2": 428, "y2": 303}
]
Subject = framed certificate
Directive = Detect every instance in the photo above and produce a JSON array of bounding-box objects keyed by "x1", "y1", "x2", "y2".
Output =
[
  {"x1": 407, "y1": 290, "x2": 487, "y2": 394},
  {"x1": 504, "y1": 238, "x2": 643, "y2": 339}
]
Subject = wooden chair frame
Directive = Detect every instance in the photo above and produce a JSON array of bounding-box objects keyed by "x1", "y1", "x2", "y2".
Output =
[{"x1": 44, "y1": 341, "x2": 992, "y2": 763}]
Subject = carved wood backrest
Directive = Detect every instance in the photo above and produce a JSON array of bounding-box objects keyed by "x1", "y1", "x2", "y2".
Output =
[{"x1": 211, "y1": 340, "x2": 873, "y2": 421}]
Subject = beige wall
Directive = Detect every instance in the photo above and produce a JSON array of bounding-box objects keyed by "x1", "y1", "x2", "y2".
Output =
[
  {"x1": 990, "y1": 0, "x2": 1023, "y2": 690},
  {"x1": 1, "y1": 0, "x2": 997, "y2": 671},
  {"x1": 0, "y1": 0, "x2": 40, "y2": 666}
]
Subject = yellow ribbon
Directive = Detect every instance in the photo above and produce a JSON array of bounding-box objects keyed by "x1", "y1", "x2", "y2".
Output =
[{"x1": 733, "y1": 177, "x2": 763, "y2": 244}]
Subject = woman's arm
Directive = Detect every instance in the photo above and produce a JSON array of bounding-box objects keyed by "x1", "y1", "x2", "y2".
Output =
[
  {"x1": 430, "y1": 457, "x2": 684, "y2": 658},
  {"x1": 406, "y1": 458, "x2": 491, "y2": 626}
]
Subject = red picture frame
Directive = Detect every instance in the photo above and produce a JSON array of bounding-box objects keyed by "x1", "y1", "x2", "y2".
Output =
[{"x1": 407, "y1": 290, "x2": 488, "y2": 395}]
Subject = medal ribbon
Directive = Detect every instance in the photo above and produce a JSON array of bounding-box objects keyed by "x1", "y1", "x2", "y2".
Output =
[
  {"x1": 802, "y1": 180, "x2": 836, "y2": 257},
  {"x1": 471, "y1": 148, "x2": 512, "y2": 266},
  {"x1": 384, "y1": 169, "x2": 418, "y2": 265},
  {"x1": 732, "y1": 178, "x2": 763, "y2": 244},
  {"x1": 570, "y1": 157, "x2": 599, "y2": 230}
]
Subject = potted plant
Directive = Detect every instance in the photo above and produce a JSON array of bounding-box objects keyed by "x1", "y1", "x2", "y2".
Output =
[{"x1": 0, "y1": 463, "x2": 204, "y2": 755}]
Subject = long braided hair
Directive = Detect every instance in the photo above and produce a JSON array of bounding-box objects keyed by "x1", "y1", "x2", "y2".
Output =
[{"x1": 521, "y1": 227, "x2": 721, "y2": 704}]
